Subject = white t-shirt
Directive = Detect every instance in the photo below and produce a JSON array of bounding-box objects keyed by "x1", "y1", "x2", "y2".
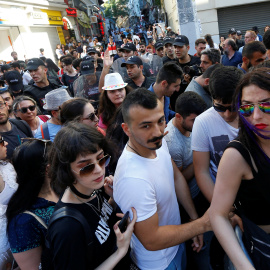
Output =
[
  {"x1": 114, "y1": 140, "x2": 180, "y2": 270},
  {"x1": 165, "y1": 119, "x2": 199, "y2": 198},
  {"x1": 191, "y1": 107, "x2": 238, "y2": 182},
  {"x1": 147, "y1": 31, "x2": 152, "y2": 38}
]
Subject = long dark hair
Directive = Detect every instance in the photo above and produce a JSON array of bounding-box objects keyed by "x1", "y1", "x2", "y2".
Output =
[
  {"x1": 6, "y1": 140, "x2": 52, "y2": 227},
  {"x1": 234, "y1": 67, "x2": 270, "y2": 164},
  {"x1": 205, "y1": 34, "x2": 214, "y2": 48},
  {"x1": 45, "y1": 58, "x2": 59, "y2": 73},
  {"x1": 98, "y1": 86, "x2": 132, "y2": 126},
  {"x1": 49, "y1": 122, "x2": 115, "y2": 193}
]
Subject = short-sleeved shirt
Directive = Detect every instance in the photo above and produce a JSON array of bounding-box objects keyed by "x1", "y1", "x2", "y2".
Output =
[
  {"x1": 35, "y1": 122, "x2": 62, "y2": 142},
  {"x1": 125, "y1": 76, "x2": 156, "y2": 90},
  {"x1": 8, "y1": 198, "x2": 55, "y2": 253},
  {"x1": 165, "y1": 119, "x2": 199, "y2": 198},
  {"x1": 191, "y1": 107, "x2": 238, "y2": 181}
]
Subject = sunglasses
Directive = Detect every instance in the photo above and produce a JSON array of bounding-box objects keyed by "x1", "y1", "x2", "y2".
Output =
[
  {"x1": 239, "y1": 102, "x2": 270, "y2": 117},
  {"x1": 213, "y1": 104, "x2": 236, "y2": 112},
  {"x1": 0, "y1": 137, "x2": 5, "y2": 146},
  {"x1": 21, "y1": 138, "x2": 51, "y2": 157},
  {"x1": 18, "y1": 105, "x2": 36, "y2": 114},
  {"x1": 82, "y1": 112, "x2": 97, "y2": 122},
  {"x1": 72, "y1": 154, "x2": 111, "y2": 177}
]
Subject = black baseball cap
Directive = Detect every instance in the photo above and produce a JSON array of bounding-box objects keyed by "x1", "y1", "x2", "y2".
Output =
[
  {"x1": 155, "y1": 41, "x2": 164, "y2": 50},
  {"x1": 163, "y1": 37, "x2": 174, "y2": 45},
  {"x1": 26, "y1": 58, "x2": 45, "y2": 70},
  {"x1": 252, "y1": 26, "x2": 259, "y2": 32},
  {"x1": 87, "y1": 47, "x2": 97, "y2": 54},
  {"x1": 236, "y1": 30, "x2": 242, "y2": 36},
  {"x1": 119, "y1": 43, "x2": 137, "y2": 52},
  {"x1": 228, "y1": 28, "x2": 236, "y2": 34},
  {"x1": 1, "y1": 64, "x2": 11, "y2": 73},
  {"x1": 121, "y1": 56, "x2": 143, "y2": 67},
  {"x1": 82, "y1": 55, "x2": 93, "y2": 61},
  {"x1": 80, "y1": 60, "x2": 95, "y2": 75},
  {"x1": 173, "y1": 35, "x2": 189, "y2": 46},
  {"x1": 5, "y1": 70, "x2": 23, "y2": 92}
]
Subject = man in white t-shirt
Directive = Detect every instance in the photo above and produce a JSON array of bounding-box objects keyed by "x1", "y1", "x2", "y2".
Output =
[
  {"x1": 192, "y1": 66, "x2": 243, "y2": 203},
  {"x1": 114, "y1": 88, "x2": 211, "y2": 270}
]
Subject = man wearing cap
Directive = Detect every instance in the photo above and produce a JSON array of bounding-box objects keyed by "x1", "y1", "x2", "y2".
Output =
[
  {"x1": 236, "y1": 30, "x2": 245, "y2": 49},
  {"x1": 221, "y1": 39, "x2": 242, "y2": 67},
  {"x1": 228, "y1": 28, "x2": 237, "y2": 42},
  {"x1": 162, "y1": 37, "x2": 177, "y2": 64},
  {"x1": 1, "y1": 65, "x2": 12, "y2": 74},
  {"x1": 252, "y1": 26, "x2": 263, "y2": 42},
  {"x1": 121, "y1": 56, "x2": 156, "y2": 90},
  {"x1": 24, "y1": 58, "x2": 62, "y2": 114},
  {"x1": 171, "y1": 35, "x2": 201, "y2": 111},
  {"x1": 73, "y1": 60, "x2": 101, "y2": 109},
  {"x1": 155, "y1": 41, "x2": 164, "y2": 58},
  {"x1": 35, "y1": 88, "x2": 71, "y2": 141},
  {"x1": 4, "y1": 70, "x2": 24, "y2": 97},
  {"x1": 86, "y1": 47, "x2": 103, "y2": 72},
  {"x1": 103, "y1": 44, "x2": 152, "y2": 82}
]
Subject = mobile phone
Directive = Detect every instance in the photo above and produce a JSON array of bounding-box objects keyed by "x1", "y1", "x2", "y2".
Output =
[{"x1": 118, "y1": 211, "x2": 129, "y2": 233}]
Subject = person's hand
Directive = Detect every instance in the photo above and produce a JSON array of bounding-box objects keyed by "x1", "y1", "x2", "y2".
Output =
[
  {"x1": 191, "y1": 234, "x2": 204, "y2": 252},
  {"x1": 104, "y1": 175, "x2": 114, "y2": 198},
  {"x1": 184, "y1": 74, "x2": 191, "y2": 84},
  {"x1": 230, "y1": 213, "x2": 243, "y2": 231},
  {"x1": 114, "y1": 208, "x2": 137, "y2": 256},
  {"x1": 103, "y1": 49, "x2": 113, "y2": 68}
]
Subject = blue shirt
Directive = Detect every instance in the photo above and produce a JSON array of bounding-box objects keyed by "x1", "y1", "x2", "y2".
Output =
[
  {"x1": 237, "y1": 63, "x2": 247, "y2": 74},
  {"x1": 148, "y1": 83, "x2": 175, "y2": 123},
  {"x1": 222, "y1": 51, "x2": 242, "y2": 67},
  {"x1": 35, "y1": 122, "x2": 62, "y2": 142}
]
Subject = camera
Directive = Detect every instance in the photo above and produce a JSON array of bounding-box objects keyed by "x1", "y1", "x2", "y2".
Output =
[{"x1": 182, "y1": 64, "x2": 202, "y2": 78}]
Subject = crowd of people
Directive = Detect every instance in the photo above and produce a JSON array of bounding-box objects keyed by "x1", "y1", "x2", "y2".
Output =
[{"x1": 0, "y1": 23, "x2": 270, "y2": 270}]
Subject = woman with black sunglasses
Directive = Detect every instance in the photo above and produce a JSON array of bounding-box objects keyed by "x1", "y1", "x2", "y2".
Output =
[
  {"x1": 60, "y1": 97, "x2": 105, "y2": 136},
  {"x1": 0, "y1": 136, "x2": 17, "y2": 269},
  {"x1": 6, "y1": 138, "x2": 58, "y2": 270},
  {"x1": 47, "y1": 122, "x2": 136, "y2": 270},
  {"x1": 13, "y1": 96, "x2": 49, "y2": 136},
  {"x1": 209, "y1": 68, "x2": 270, "y2": 269}
]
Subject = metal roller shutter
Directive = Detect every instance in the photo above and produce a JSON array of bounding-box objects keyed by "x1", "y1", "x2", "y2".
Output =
[
  {"x1": 217, "y1": 2, "x2": 270, "y2": 38},
  {"x1": 24, "y1": 27, "x2": 60, "y2": 62}
]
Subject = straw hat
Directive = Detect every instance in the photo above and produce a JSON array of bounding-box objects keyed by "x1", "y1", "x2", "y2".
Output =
[
  {"x1": 43, "y1": 87, "x2": 72, "y2": 110},
  {"x1": 102, "y1": 73, "x2": 128, "y2": 91}
]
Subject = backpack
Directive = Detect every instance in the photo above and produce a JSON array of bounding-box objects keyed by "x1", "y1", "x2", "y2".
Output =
[
  {"x1": 42, "y1": 206, "x2": 94, "y2": 270},
  {"x1": 9, "y1": 119, "x2": 33, "y2": 137},
  {"x1": 40, "y1": 122, "x2": 50, "y2": 140}
]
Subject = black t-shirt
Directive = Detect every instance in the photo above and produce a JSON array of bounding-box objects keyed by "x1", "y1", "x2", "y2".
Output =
[
  {"x1": 170, "y1": 55, "x2": 201, "y2": 111},
  {"x1": 47, "y1": 190, "x2": 128, "y2": 270},
  {"x1": 162, "y1": 56, "x2": 178, "y2": 64},
  {"x1": 61, "y1": 73, "x2": 79, "y2": 97},
  {"x1": 76, "y1": 46, "x2": 83, "y2": 53},
  {"x1": 1, "y1": 122, "x2": 29, "y2": 159},
  {"x1": 125, "y1": 76, "x2": 156, "y2": 90}
]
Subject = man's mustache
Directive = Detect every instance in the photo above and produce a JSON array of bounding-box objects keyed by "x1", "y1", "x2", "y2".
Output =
[{"x1": 147, "y1": 131, "x2": 169, "y2": 143}]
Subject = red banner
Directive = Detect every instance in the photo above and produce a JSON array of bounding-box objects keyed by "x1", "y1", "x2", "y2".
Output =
[{"x1": 66, "y1": 8, "x2": 77, "y2": 17}]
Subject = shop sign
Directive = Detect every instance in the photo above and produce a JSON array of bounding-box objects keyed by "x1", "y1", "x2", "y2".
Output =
[
  {"x1": 40, "y1": 10, "x2": 63, "y2": 26},
  {"x1": 66, "y1": 8, "x2": 77, "y2": 17}
]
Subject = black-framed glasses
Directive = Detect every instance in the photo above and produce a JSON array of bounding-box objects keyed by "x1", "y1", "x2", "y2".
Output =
[
  {"x1": 0, "y1": 137, "x2": 5, "y2": 146},
  {"x1": 18, "y1": 105, "x2": 36, "y2": 114},
  {"x1": 21, "y1": 138, "x2": 51, "y2": 157},
  {"x1": 0, "y1": 102, "x2": 6, "y2": 109},
  {"x1": 213, "y1": 104, "x2": 236, "y2": 112},
  {"x1": 82, "y1": 112, "x2": 97, "y2": 122},
  {"x1": 239, "y1": 102, "x2": 270, "y2": 117},
  {"x1": 72, "y1": 154, "x2": 111, "y2": 177}
]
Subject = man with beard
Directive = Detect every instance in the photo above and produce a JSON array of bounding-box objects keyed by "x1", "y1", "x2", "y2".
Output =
[
  {"x1": 194, "y1": 39, "x2": 207, "y2": 57},
  {"x1": 11, "y1": 51, "x2": 18, "y2": 62},
  {"x1": 237, "y1": 41, "x2": 266, "y2": 73},
  {"x1": 121, "y1": 56, "x2": 156, "y2": 89},
  {"x1": 0, "y1": 95, "x2": 32, "y2": 159},
  {"x1": 148, "y1": 62, "x2": 182, "y2": 123},
  {"x1": 24, "y1": 58, "x2": 62, "y2": 114},
  {"x1": 221, "y1": 38, "x2": 242, "y2": 67},
  {"x1": 185, "y1": 64, "x2": 221, "y2": 108},
  {"x1": 200, "y1": 48, "x2": 221, "y2": 73},
  {"x1": 113, "y1": 89, "x2": 211, "y2": 270},
  {"x1": 0, "y1": 89, "x2": 15, "y2": 118}
]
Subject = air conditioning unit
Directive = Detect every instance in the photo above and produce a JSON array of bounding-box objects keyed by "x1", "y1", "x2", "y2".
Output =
[{"x1": 90, "y1": 16, "x2": 97, "y2": 23}]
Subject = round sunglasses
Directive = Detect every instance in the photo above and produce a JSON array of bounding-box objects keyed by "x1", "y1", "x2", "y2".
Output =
[
  {"x1": 18, "y1": 105, "x2": 36, "y2": 114},
  {"x1": 72, "y1": 154, "x2": 111, "y2": 177},
  {"x1": 239, "y1": 101, "x2": 270, "y2": 117}
]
